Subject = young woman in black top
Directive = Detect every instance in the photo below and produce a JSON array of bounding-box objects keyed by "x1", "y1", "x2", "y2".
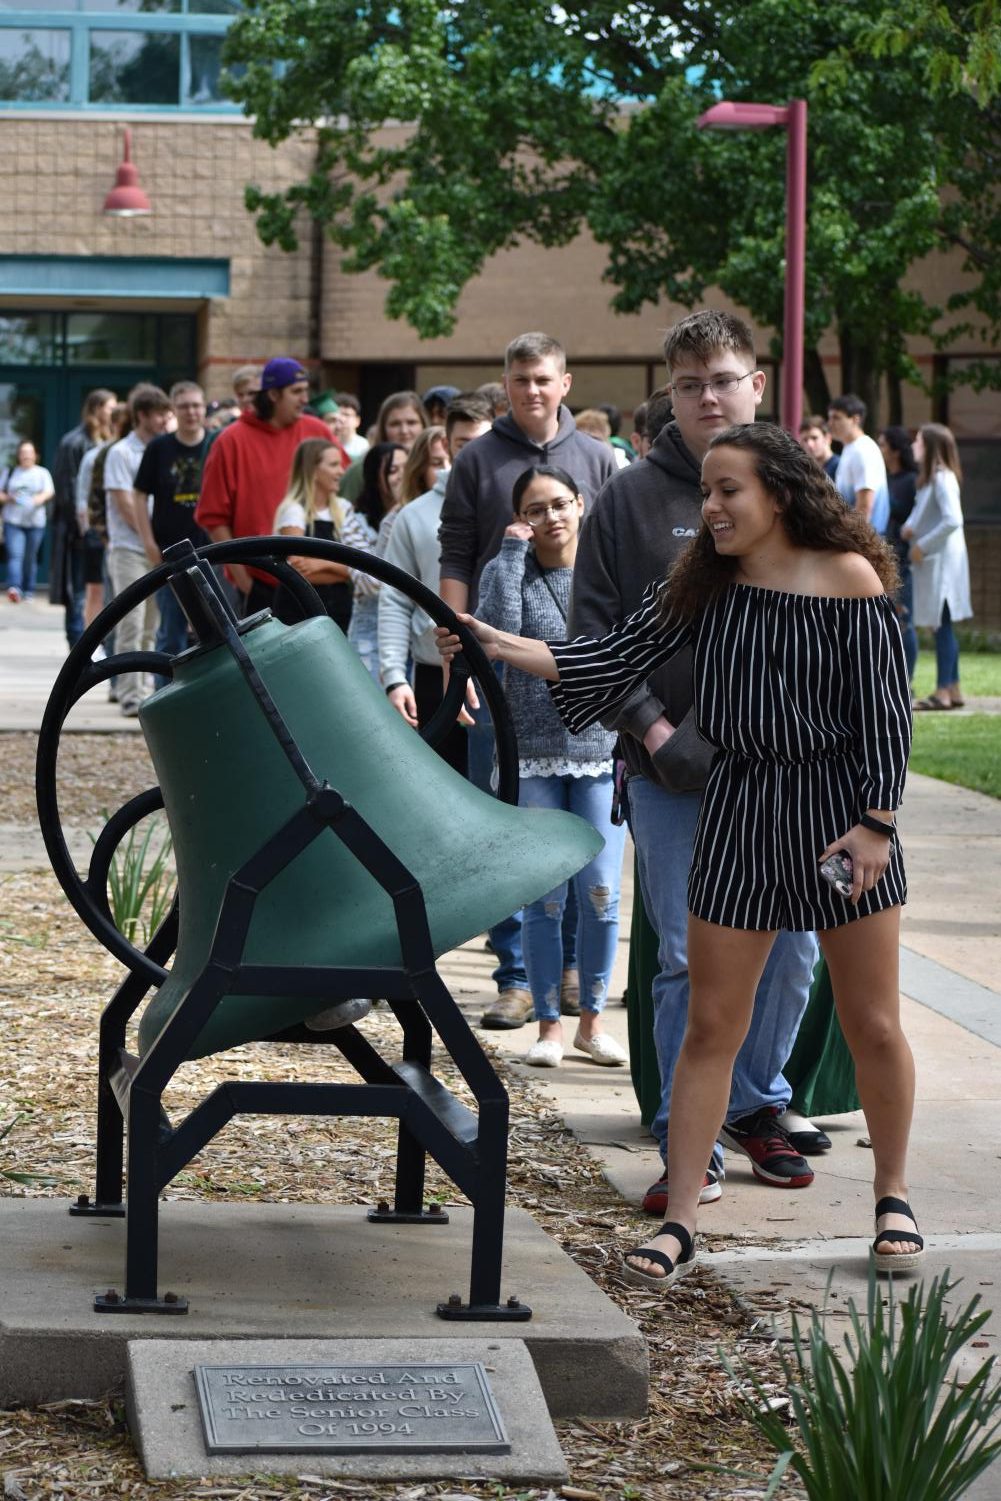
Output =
[{"x1": 438, "y1": 423, "x2": 921, "y2": 1287}]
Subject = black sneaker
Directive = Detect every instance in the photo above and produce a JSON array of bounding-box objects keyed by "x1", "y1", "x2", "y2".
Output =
[{"x1": 719, "y1": 1107, "x2": 815, "y2": 1188}]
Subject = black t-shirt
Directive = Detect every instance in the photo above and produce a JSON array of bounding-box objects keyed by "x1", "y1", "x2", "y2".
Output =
[{"x1": 134, "y1": 431, "x2": 210, "y2": 550}]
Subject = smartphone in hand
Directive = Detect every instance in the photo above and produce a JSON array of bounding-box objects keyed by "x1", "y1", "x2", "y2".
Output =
[{"x1": 819, "y1": 850, "x2": 853, "y2": 899}]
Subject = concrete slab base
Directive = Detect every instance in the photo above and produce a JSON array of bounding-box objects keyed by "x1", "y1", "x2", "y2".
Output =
[
  {"x1": 126, "y1": 1337, "x2": 567, "y2": 1483},
  {"x1": 0, "y1": 1200, "x2": 646, "y2": 1418}
]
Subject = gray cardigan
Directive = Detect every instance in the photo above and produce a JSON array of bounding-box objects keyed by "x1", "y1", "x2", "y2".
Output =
[
  {"x1": 378, "y1": 475, "x2": 449, "y2": 685},
  {"x1": 478, "y1": 537, "x2": 616, "y2": 768}
]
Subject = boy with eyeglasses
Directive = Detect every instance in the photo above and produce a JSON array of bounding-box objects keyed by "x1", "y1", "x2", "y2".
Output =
[{"x1": 570, "y1": 309, "x2": 821, "y2": 1213}]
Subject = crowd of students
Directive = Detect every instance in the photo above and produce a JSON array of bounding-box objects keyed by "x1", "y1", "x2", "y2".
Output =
[{"x1": 4, "y1": 311, "x2": 976, "y2": 1287}]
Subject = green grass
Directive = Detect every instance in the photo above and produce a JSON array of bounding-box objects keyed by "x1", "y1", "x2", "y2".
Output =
[
  {"x1": 912, "y1": 647, "x2": 1001, "y2": 700},
  {"x1": 910, "y1": 714, "x2": 1000, "y2": 799},
  {"x1": 908, "y1": 649, "x2": 1001, "y2": 800},
  {"x1": 719, "y1": 1269, "x2": 1001, "y2": 1501}
]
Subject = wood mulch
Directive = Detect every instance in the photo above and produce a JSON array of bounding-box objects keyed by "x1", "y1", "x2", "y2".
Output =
[{"x1": 1, "y1": 733, "x2": 801, "y2": 1500}]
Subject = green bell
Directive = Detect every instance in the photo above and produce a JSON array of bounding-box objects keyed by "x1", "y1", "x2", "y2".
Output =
[{"x1": 137, "y1": 612, "x2": 602, "y2": 1059}]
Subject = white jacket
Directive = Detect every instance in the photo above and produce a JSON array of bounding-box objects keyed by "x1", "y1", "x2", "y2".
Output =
[{"x1": 909, "y1": 468, "x2": 972, "y2": 626}]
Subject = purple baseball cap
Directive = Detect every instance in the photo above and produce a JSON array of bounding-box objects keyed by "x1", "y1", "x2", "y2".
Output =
[{"x1": 261, "y1": 357, "x2": 308, "y2": 391}]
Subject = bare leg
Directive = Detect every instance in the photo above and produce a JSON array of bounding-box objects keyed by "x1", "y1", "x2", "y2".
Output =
[
  {"x1": 820, "y1": 906, "x2": 918, "y2": 1254},
  {"x1": 84, "y1": 581, "x2": 105, "y2": 630},
  {"x1": 626, "y1": 918, "x2": 776, "y2": 1276}
]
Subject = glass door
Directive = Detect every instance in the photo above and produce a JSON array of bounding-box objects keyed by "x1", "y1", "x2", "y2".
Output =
[{"x1": 0, "y1": 370, "x2": 61, "y2": 472}]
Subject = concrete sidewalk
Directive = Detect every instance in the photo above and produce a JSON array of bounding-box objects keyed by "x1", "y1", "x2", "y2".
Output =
[
  {"x1": 4, "y1": 590, "x2": 1001, "y2": 1486},
  {"x1": 0, "y1": 592, "x2": 141, "y2": 733}
]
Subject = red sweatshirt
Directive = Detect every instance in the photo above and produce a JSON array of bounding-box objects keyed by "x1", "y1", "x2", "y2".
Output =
[{"x1": 196, "y1": 411, "x2": 346, "y2": 582}]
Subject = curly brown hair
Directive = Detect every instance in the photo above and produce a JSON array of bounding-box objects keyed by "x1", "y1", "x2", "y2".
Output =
[{"x1": 664, "y1": 423, "x2": 900, "y2": 619}]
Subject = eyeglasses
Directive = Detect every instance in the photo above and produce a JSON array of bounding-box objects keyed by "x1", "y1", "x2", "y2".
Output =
[
  {"x1": 670, "y1": 372, "x2": 757, "y2": 400},
  {"x1": 521, "y1": 498, "x2": 575, "y2": 526}
]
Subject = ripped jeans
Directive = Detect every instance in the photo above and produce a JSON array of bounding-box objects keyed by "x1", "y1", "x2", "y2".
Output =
[{"x1": 519, "y1": 772, "x2": 626, "y2": 1021}]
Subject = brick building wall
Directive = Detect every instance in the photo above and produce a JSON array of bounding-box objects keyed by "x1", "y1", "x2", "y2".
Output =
[
  {"x1": 0, "y1": 116, "x2": 316, "y2": 398},
  {"x1": 967, "y1": 526, "x2": 1001, "y2": 634}
]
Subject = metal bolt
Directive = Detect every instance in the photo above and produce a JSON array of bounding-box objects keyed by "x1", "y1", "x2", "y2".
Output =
[
  {"x1": 447, "y1": 1293, "x2": 462, "y2": 1308},
  {"x1": 104, "y1": 1289, "x2": 120, "y2": 1304},
  {"x1": 76, "y1": 1194, "x2": 90, "y2": 1208},
  {"x1": 163, "y1": 1291, "x2": 178, "y2": 1305},
  {"x1": 507, "y1": 1295, "x2": 520, "y2": 1309},
  {"x1": 377, "y1": 1199, "x2": 389, "y2": 1214},
  {"x1": 428, "y1": 1202, "x2": 443, "y2": 1216}
]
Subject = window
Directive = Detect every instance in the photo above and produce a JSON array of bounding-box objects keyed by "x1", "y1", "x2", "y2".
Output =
[
  {"x1": 0, "y1": 313, "x2": 61, "y2": 365},
  {"x1": 0, "y1": 26, "x2": 70, "y2": 101},
  {"x1": 0, "y1": 2, "x2": 239, "y2": 110},
  {"x1": 89, "y1": 30, "x2": 181, "y2": 106},
  {"x1": 66, "y1": 312, "x2": 157, "y2": 366}
]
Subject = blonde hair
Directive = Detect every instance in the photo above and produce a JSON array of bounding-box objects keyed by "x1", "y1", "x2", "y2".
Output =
[
  {"x1": 277, "y1": 439, "x2": 344, "y2": 534},
  {"x1": 573, "y1": 408, "x2": 612, "y2": 442},
  {"x1": 401, "y1": 424, "x2": 446, "y2": 504}
]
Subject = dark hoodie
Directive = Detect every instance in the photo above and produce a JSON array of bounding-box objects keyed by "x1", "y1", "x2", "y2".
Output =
[
  {"x1": 567, "y1": 420, "x2": 714, "y2": 790},
  {"x1": 438, "y1": 406, "x2": 616, "y2": 607}
]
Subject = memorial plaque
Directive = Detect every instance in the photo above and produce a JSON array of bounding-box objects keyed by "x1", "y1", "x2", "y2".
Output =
[{"x1": 194, "y1": 1362, "x2": 510, "y2": 1455}]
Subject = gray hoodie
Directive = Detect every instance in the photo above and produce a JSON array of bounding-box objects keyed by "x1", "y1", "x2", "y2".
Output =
[
  {"x1": 567, "y1": 420, "x2": 714, "y2": 791},
  {"x1": 438, "y1": 407, "x2": 616, "y2": 607}
]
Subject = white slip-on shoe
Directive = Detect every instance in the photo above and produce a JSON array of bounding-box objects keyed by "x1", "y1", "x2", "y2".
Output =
[
  {"x1": 305, "y1": 998, "x2": 373, "y2": 1031},
  {"x1": 573, "y1": 1029, "x2": 627, "y2": 1066},
  {"x1": 524, "y1": 1038, "x2": 563, "y2": 1067}
]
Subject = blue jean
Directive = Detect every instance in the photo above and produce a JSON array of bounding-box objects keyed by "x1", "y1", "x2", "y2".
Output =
[
  {"x1": 935, "y1": 599, "x2": 960, "y2": 689},
  {"x1": 347, "y1": 595, "x2": 381, "y2": 683},
  {"x1": 626, "y1": 775, "x2": 818, "y2": 1170},
  {"x1": 154, "y1": 582, "x2": 192, "y2": 687},
  {"x1": 5, "y1": 522, "x2": 45, "y2": 597},
  {"x1": 896, "y1": 564, "x2": 918, "y2": 686},
  {"x1": 466, "y1": 665, "x2": 526, "y2": 992},
  {"x1": 519, "y1": 773, "x2": 626, "y2": 1021},
  {"x1": 65, "y1": 537, "x2": 86, "y2": 647}
]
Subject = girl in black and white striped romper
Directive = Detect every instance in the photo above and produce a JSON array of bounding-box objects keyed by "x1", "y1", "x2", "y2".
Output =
[{"x1": 436, "y1": 422, "x2": 922, "y2": 1289}]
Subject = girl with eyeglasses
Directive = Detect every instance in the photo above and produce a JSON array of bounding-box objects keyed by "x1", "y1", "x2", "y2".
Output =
[{"x1": 476, "y1": 464, "x2": 628, "y2": 1069}]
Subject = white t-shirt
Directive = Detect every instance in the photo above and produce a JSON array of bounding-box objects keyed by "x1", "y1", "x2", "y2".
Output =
[
  {"x1": 835, "y1": 433, "x2": 889, "y2": 534},
  {"x1": 2, "y1": 464, "x2": 53, "y2": 527},
  {"x1": 103, "y1": 431, "x2": 149, "y2": 552},
  {"x1": 272, "y1": 496, "x2": 378, "y2": 595}
]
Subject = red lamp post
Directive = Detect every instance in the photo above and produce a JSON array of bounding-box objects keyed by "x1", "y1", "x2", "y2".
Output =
[
  {"x1": 697, "y1": 99, "x2": 807, "y2": 436},
  {"x1": 102, "y1": 127, "x2": 152, "y2": 218}
]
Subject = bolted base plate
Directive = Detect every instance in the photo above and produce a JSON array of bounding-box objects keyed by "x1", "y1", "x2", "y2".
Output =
[
  {"x1": 437, "y1": 1298, "x2": 532, "y2": 1322},
  {"x1": 367, "y1": 1203, "x2": 450, "y2": 1225},
  {"x1": 95, "y1": 1292, "x2": 189, "y2": 1315},
  {"x1": 70, "y1": 1196, "x2": 127, "y2": 1219}
]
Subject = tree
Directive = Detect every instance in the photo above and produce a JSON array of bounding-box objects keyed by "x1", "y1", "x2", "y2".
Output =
[{"x1": 222, "y1": 0, "x2": 1001, "y2": 417}]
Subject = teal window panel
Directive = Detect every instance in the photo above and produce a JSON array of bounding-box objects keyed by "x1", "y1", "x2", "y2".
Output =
[{"x1": 0, "y1": 255, "x2": 231, "y2": 300}]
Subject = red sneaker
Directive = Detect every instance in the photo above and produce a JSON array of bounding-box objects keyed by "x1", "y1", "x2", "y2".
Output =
[
  {"x1": 642, "y1": 1166, "x2": 722, "y2": 1215},
  {"x1": 719, "y1": 1107, "x2": 815, "y2": 1187}
]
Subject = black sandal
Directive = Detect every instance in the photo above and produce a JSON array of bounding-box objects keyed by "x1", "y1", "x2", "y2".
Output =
[
  {"x1": 872, "y1": 1195, "x2": 924, "y2": 1273},
  {"x1": 621, "y1": 1221, "x2": 696, "y2": 1290}
]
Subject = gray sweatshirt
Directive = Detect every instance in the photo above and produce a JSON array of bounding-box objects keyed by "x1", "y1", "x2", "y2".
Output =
[
  {"x1": 438, "y1": 407, "x2": 617, "y2": 607},
  {"x1": 478, "y1": 537, "x2": 616, "y2": 769},
  {"x1": 378, "y1": 474, "x2": 449, "y2": 685},
  {"x1": 567, "y1": 420, "x2": 714, "y2": 790}
]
